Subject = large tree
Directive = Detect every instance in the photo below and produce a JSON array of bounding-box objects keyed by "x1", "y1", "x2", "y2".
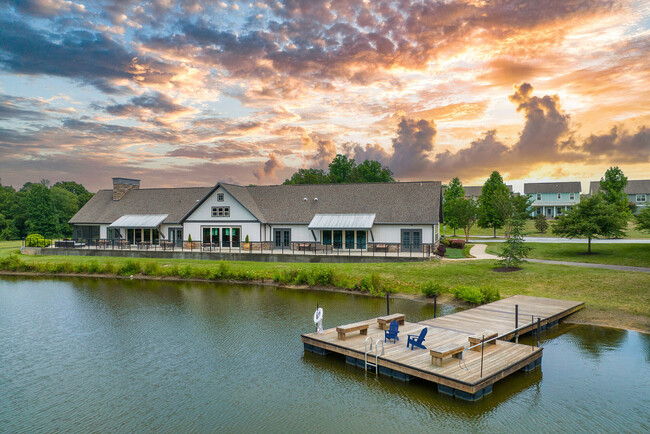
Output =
[
  {"x1": 53, "y1": 181, "x2": 94, "y2": 208},
  {"x1": 443, "y1": 177, "x2": 465, "y2": 236},
  {"x1": 23, "y1": 183, "x2": 60, "y2": 238},
  {"x1": 352, "y1": 160, "x2": 394, "y2": 183},
  {"x1": 636, "y1": 207, "x2": 650, "y2": 233},
  {"x1": 452, "y1": 197, "x2": 478, "y2": 242},
  {"x1": 599, "y1": 166, "x2": 629, "y2": 212},
  {"x1": 51, "y1": 186, "x2": 80, "y2": 237},
  {"x1": 283, "y1": 155, "x2": 394, "y2": 184},
  {"x1": 283, "y1": 168, "x2": 330, "y2": 185},
  {"x1": 328, "y1": 154, "x2": 356, "y2": 183},
  {"x1": 552, "y1": 195, "x2": 627, "y2": 253},
  {"x1": 493, "y1": 191, "x2": 533, "y2": 238},
  {"x1": 478, "y1": 171, "x2": 511, "y2": 238}
]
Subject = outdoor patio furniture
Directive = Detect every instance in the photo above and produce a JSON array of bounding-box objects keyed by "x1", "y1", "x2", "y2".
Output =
[
  {"x1": 407, "y1": 328, "x2": 427, "y2": 350},
  {"x1": 430, "y1": 345, "x2": 465, "y2": 366},
  {"x1": 377, "y1": 313, "x2": 405, "y2": 330},
  {"x1": 384, "y1": 320, "x2": 399, "y2": 343}
]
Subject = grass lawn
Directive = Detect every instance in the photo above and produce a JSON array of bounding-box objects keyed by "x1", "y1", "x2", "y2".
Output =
[
  {"x1": 2, "y1": 241, "x2": 648, "y2": 331},
  {"x1": 485, "y1": 242, "x2": 650, "y2": 268},
  {"x1": 443, "y1": 220, "x2": 650, "y2": 239}
]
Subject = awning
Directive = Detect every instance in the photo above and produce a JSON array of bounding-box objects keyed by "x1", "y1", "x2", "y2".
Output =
[
  {"x1": 308, "y1": 214, "x2": 376, "y2": 230},
  {"x1": 109, "y1": 214, "x2": 168, "y2": 229}
]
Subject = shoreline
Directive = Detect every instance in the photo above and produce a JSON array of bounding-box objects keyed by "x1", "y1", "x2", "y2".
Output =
[{"x1": 2, "y1": 270, "x2": 647, "y2": 334}]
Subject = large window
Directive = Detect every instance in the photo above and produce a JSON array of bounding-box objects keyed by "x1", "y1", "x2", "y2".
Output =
[
  {"x1": 321, "y1": 230, "x2": 367, "y2": 249},
  {"x1": 74, "y1": 225, "x2": 99, "y2": 240},
  {"x1": 124, "y1": 228, "x2": 159, "y2": 244},
  {"x1": 211, "y1": 206, "x2": 230, "y2": 217},
  {"x1": 637, "y1": 194, "x2": 646, "y2": 202},
  {"x1": 202, "y1": 226, "x2": 240, "y2": 247}
]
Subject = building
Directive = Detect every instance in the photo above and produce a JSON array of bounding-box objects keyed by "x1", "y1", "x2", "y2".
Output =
[
  {"x1": 69, "y1": 178, "x2": 442, "y2": 251},
  {"x1": 462, "y1": 185, "x2": 513, "y2": 201},
  {"x1": 589, "y1": 180, "x2": 650, "y2": 212},
  {"x1": 524, "y1": 182, "x2": 581, "y2": 218}
]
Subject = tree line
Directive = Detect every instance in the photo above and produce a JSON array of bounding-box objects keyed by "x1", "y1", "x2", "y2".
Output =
[
  {"x1": 0, "y1": 179, "x2": 93, "y2": 240},
  {"x1": 283, "y1": 154, "x2": 394, "y2": 184}
]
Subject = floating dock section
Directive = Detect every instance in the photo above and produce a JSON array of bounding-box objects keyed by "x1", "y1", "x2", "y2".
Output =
[{"x1": 302, "y1": 295, "x2": 583, "y2": 401}]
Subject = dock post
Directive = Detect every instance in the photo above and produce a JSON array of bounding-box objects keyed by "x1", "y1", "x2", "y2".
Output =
[
  {"x1": 515, "y1": 304, "x2": 519, "y2": 343},
  {"x1": 433, "y1": 294, "x2": 437, "y2": 318},
  {"x1": 537, "y1": 317, "x2": 541, "y2": 347},
  {"x1": 386, "y1": 292, "x2": 390, "y2": 315},
  {"x1": 480, "y1": 335, "x2": 485, "y2": 378},
  {"x1": 531, "y1": 315, "x2": 534, "y2": 351}
]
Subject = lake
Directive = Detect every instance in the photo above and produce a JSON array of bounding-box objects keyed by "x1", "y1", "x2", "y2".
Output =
[{"x1": 0, "y1": 276, "x2": 648, "y2": 432}]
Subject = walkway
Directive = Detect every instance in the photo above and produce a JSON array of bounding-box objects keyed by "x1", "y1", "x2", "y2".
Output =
[
  {"x1": 467, "y1": 236, "x2": 650, "y2": 244},
  {"x1": 466, "y1": 244, "x2": 650, "y2": 273}
]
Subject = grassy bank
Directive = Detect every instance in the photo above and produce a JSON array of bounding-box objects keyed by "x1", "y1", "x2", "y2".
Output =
[
  {"x1": 2, "y1": 241, "x2": 648, "y2": 331},
  {"x1": 485, "y1": 243, "x2": 650, "y2": 268},
  {"x1": 444, "y1": 220, "x2": 650, "y2": 239}
]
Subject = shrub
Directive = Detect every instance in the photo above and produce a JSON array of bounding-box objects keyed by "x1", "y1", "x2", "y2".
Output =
[
  {"x1": 314, "y1": 268, "x2": 335, "y2": 286},
  {"x1": 481, "y1": 286, "x2": 500, "y2": 303},
  {"x1": 245, "y1": 235, "x2": 250, "y2": 243},
  {"x1": 441, "y1": 238, "x2": 452, "y2": 248},
  {"x1": 25, "y1": 234, "x2": 51, "y2": 247},
  {"x1": 73, "y1": 263, "x2": 88, "y2": 273},
  {"x1": 534, "y1": 214, "x2": 548, "y2": 233},
  {"x1": 218, "y1": 261, "x2": 231, "y2": 279},
  {"x1": 450, "y1": 239, "x2": 466, "y2": 248},
  {"x1": 357, "y1": 273, "x2": 383, "y2": 295},
  {"x1": 101, "y1": 262, "x2": 116, "y2": 274},
  {"x1": 294, "y1": 269, "x2": 316, "y2": 286},
  {"x1": 436, "y1": 244, "x2": 447, "y2": 257},
  {"x1": 87, "y1": 260, "x2": 101, "y2": 274},
  {"x1": 118, "y1": 259, "x2": 141, "y2": 276},
  {"x1": 452, "y1": 285, "x2": 500, "y2": 305},
  {"x1": 143, "y1": 262, "x2": 161, "y2": 276},
  {"x1": 421, "y1": 282, "x2": 447, "y2": 297},
  {"x1": 0, "y1": 254, "x2": 27, "y2": 271},
  {"x1": 188, "y1": 234, "x2": 192, "y2": 242}
]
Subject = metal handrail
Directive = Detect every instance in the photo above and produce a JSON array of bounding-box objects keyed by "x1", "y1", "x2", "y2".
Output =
[{"x1": 364, "y1": 336, "x2": 374, "y2": 372}]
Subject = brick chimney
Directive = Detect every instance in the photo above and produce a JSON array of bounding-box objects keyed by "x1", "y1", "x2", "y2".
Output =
[{"x1": 112, "y1": 177, "x2": 140, "y2": 200}]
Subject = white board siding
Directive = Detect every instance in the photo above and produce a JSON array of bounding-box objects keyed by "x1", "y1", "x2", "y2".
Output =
[
  {"x1": 269, "y1": 225, "x2": 317, "y2": 243},
  {"x1": 370, "y1": 224, "x2": 433, "y2": 244},
  {"x1": 185, "y1": 186, "x2": 258, "y2": 222}
]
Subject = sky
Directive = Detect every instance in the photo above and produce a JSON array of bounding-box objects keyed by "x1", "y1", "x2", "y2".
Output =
[{"x1": 0, "y1": 0, "x2": 648, "y2": 193}]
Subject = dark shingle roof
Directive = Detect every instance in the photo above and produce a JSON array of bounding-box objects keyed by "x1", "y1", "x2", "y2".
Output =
[
  {"x1": 589, "y1": 180, "x2": 650, "y2": 195},
  {"x1": 223, "y1": 181, "x2": 442, "y2": 224},
  {"x1": 69, "y1": 187, "x2": 213, "y2": 224},
  {"x1": 524, "y1": 182, "x2": 581, "y2": 194},
  {"x1": 462, "y1": 185, "x2": 513, "y2": 198}
]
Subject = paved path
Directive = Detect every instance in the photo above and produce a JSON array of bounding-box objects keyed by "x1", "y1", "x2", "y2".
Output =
[
  {"x1": 467, "y1": 237, "x2": 650, "y2": 244},
  {"x1": 464, "y1": 244, "x2": 650, "y2": 272}
]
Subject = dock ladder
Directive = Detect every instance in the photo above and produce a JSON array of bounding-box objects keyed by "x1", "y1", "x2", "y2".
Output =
[{"x1": 364, "y1": 337, "x2": 384, "y2": 375}]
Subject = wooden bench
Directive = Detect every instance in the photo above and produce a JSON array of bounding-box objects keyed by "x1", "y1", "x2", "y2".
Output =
[
  {"x1": 377, "y1": 313, "x2": 406, "y2": 330},
  {"x1": 372, "y1": 243, "x2": 389, "y2": 252},
  {"x1": 430, "y1": 345, "x2": 465, "y2": 367},
  {"x1": 468, "y1": 330, "x2": 498, "y2": 351},
  {"x1": 336, "y1": 321, "x2": 371, "y2": 340}
]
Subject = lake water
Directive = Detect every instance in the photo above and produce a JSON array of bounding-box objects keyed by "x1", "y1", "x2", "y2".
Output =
[{"x1": 0, "y1": 276, "x2": 648, "y2": 433}]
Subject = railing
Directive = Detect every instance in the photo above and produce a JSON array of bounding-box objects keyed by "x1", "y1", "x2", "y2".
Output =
[{"x1": 24, "y1": 238, "x2": 437, "y2": 258}]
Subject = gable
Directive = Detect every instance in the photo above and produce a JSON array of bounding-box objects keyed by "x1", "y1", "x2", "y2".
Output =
[{"x1": 183, "y1": 185, "x2": 258, "y2": 221}]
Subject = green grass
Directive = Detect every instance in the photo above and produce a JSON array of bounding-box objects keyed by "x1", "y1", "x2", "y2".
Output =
[
  {"x1": 443, "y1": 244, "x2": 474, "y2": 259},
  {"x1": 485, "y1": 243, "x2": 650, "y2": 268},
  {"x1": 444, "y1": 220, "x2": 650, "y2": 239},
  {"x1": 2, "y1": 241, "x2": 649, "y2": 328}
]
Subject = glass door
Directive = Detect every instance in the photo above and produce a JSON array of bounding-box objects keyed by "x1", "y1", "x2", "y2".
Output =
[
  {"x1": 222, "y1": 228, "x2": 231, "y2": 247},
  {"x1": 401, "y1": 229, "x2": 422, "y2": 250},
  {"x1": 231, "y1": 228, "x2": 240, "y2": 248},
  {"x1": 274, "y1": 229, "x2": 290, "y2": 248},
  {"x1": 356, "y1": 231, "x2": 366, "y2": 249},
  {"x1": 333, "y1": 230, "x2": 342, "y2": 249},
  {"x1": 345, "y1": 230, "x2": 355, "y2": 249}
]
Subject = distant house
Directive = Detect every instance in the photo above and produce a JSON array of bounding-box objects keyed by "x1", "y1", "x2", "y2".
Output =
[
  {"x1": 69, "y1": 178, "x2": 443, "y2": 250},
  {"x1": 463, "y1": 185, "x2": 513, "y2": 201},
  {"x1": 524, "y1": 182, "x2": 581, "y2": 218},
  {"x1": 589, "y1": 180, "x2": 650, "y2": 212}
]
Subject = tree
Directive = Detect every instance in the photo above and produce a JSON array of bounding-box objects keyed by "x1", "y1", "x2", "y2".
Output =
[
  {"x1": 328, "y1": 154, "x2": 356, "y2": 183},
  {"x1": 552, "y1": 195, "x2": 627, "y2": 253},
  {"x1": 0, "y1": 213, "x2": 19, "y2": 240},
  {"x1": 283, "y1": 168, "x2": 330, "y2": 185},
  {"x1": 534, "y1": 213, "x2": 548, "y2": 233},
  {"x1": 493, "y1": 190, "x2": 533, "y2": 238},
  {"x1": 599, "y1": 167, "x2": 629, "y2": 212},
  {"x1": 497, "y1": 217, "x2": 531, "y2": 269},
  {"x1": 53, "y1": 181, "x2": 94, "y2": 208},
  {"x1": 23, "y1": 183, "x2": 60, "y2": 237},
  {"x1": 352, "y1": 160, "x2": 394, "y2": 183},
  {"x1": 452, "y1": 198, "x2": 478, "y2": 242},
  {"x1": 636, "y1": 207, "x2": 650, "y2": 233},
  {"x1": 51, "y1": 186, "x2": 80, "y2": 237},
  {"x1": 443, "y1": 177, "x2": 465, "y2": 236},
  {"x1": 478, "y1": 171, "x2": 511, "y2": 237}
]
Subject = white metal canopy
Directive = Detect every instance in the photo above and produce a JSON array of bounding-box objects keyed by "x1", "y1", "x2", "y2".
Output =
[
  {"x1": 109, "y1": 214, "x2": 168, "y2": 228},
  {"x1": 308, "y1": 214, "x2": 376, "y2": 230}
]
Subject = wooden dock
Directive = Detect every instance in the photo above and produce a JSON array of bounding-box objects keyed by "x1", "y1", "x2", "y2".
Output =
[{"x1": 302, "y1": 295, "x2": 583, "y2": 401}]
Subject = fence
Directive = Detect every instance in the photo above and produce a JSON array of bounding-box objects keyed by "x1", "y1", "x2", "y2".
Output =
[{"x1": 23, "y1": 238, "x2": 437, "y2": 258}]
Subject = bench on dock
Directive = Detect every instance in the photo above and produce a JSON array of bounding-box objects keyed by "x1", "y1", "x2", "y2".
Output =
[
  {"x1": 377, "y1": 313, "x2": 406, "y2": 330},
  {"x1": 430, "y1": 344, "x2": 465, "y2": 366},
  {"x1": 468, "y1": 331, "x2": 498, "y2": 351},
  {"x1": 336, "y1": 321, "x2": 371, "y2": 340}
]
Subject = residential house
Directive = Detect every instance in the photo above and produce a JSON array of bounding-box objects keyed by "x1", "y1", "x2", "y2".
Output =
[
  {"x1": 462, "y1": 185, "x2": 513, "y2": 201},
  {"x1": 524, "y1": 182, "x2": 581, "y2": 218},
  {"x1": 589, "y1": 179, "x2": 650, "y2": 212},
  {"x1": 69, "y1": 178, "x2": 443, "y2": 250}
]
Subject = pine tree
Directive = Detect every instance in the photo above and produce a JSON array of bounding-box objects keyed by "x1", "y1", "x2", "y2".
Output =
[{"x1": 497, "y1": 217, "x2": 531, "y2": 269}]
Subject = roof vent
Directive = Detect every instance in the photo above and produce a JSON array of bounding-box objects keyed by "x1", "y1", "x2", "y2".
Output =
[
  {"x1": 314, "y1": 197, "x2": 318, "y2": 201},
  {"x1": 303, "y1": 197, "x2": 308, "y2": 201}
]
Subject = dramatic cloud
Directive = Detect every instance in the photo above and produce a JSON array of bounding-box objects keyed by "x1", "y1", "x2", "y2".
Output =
[{"x1": 253, "y1": 153, "x2": 284, "y2": 181}]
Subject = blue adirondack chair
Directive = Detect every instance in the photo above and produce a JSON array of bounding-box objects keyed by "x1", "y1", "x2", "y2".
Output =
[
  {"x1": 384, "y1": 320, "x2": 399, "y2": 343},
  {"x1": 407, "y1": 328, "x2": 427, "y2": 350}
]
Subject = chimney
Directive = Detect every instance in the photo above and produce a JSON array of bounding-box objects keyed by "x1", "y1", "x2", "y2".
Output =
[{"x1": 112, "y1": 177, "x2": 140, "y2": 200}]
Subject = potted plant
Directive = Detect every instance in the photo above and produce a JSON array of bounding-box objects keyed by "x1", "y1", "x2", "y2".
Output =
[
  {"x1": 242, "y1": 235, "x2": 251, "y2": 250},
  {"x1": 184, "y1": 234, "x2": 200, "y2": 249}
]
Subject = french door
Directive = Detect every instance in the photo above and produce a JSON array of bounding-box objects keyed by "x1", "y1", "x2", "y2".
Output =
[
  {"x1": 401, "y1": 229, "x2": 422, "y2": 250},
  {"x1": 274, "y1": 229, "x2": 291, "y2": 248}
]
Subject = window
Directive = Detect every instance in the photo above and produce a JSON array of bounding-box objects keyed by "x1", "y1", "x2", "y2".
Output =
[
  {"x1": 557, "y1": 193, "x2": 562, "y2": 199},
  {"x1": 570, "y1": 193, "x2": 575, "y2": 200},
  {"x1": 637, "y1": 194, "x2": 646, "y2": 202},
  {"x1": 217, "y1": 193, "x2": 224, "y2": 202},
  {"x1": 211, "y1": 206, "x2": 230, "y2": 217},
  {"x1": 202, "y1": 226, "x2": 240, "y2": 247},
  {"x1": 536, "y1": 193, "x2": 542, "y2": 201}
]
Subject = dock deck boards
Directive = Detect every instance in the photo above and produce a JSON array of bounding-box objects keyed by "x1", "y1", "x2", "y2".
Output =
[{"x1": 302, "y1": 295, "x2": 583, "y2": 397}]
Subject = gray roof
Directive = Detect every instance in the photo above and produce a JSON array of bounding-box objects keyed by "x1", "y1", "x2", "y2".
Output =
[
  {"x1": 222, "y1": 181, "x2": 442, "y2": 224},
  {"x1": 308, "y1": 214, "x2": 376, "y2": 230},
  {"x1": 462, "y1": 185, "x2": 513, "y2": 198},
  {"x1": 589, "y1": 180, "x2": 650, "y2": 195},
  {"x1": 524, "y1": 182, "x2": 581, "y2": 194},
  {"x1": 69, "y1": 187, "x2": 212, "y2": 224}
]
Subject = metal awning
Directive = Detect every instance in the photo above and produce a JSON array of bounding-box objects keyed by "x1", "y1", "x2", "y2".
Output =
[
  {"x1": 308, "y1": 214, "x2": 376, "y2": 230},
  {"x1": 109, "y1": 214, "x2": 168, "y2": 228}
]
